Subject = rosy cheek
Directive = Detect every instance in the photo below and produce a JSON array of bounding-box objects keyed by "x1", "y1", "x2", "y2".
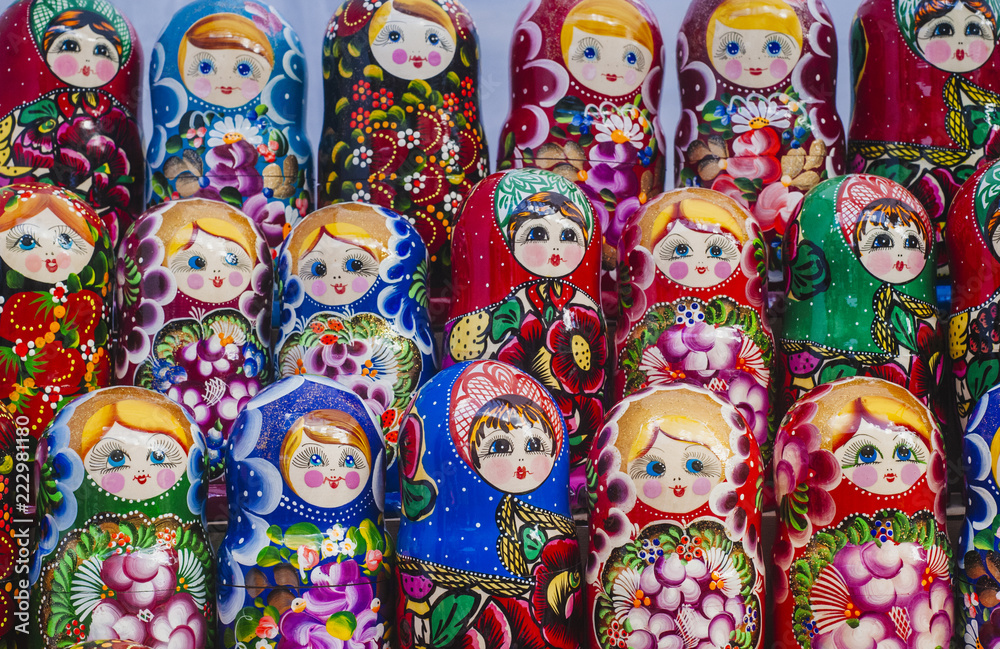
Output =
[
  {"x1": 56, "y1": 252, "x2": 71, "y2": 269},
  {"x1": 528, "y1": 455, "x2": 551, "y2": 479},
  {"x1": 187, "y1": 274, "x2": 204, "y2": 290},
  {"x1": 392, "y1": 49, "x2": 407, "y2": 65},
  {"x1": 192, "y1": 77, "x2": 212, "y2": 98},
  {"x1": 351, "y1": 277, "x2": 369, "y2": 293},
  {"x1": 24, "y1": 254, "x2": 42, "y2": 273},
  {"x1": 52, "y1": 54, "x2": 79, "y2": 78},
  {"x1": 849, "y1": 465, "x2": 878, "y2": 489},
  {"x1": 769, "y1": 59, "x2": 788, "y2": 80},
  {"x1": 156, "y1": 469, "x2": 176, "y2": 490},
  {"x1": 725, "y1": 59, "x2": 742, "y2": 80},
  {"x1": 642, "y1": 480, "x2": 662, "y2": 500},
  {"x1": 901, "y1": 463, "x2": 923, "y2": 485},
  {"x1": 480, "y1": 458, "x2": 512, "y2": 488},
  {"x1": 521, "y1": 242, "x2": 548, "y2": 268},
  {"x1": 922, "y1": 40, "x2": 952, "y2": 64},
  {"x1": 668, "y1": 261, "x2": 689, "y2": 280},
  {"x1": 692, "y1": 477, "x2": 713, "y2": 495},
  {"x1": 241, "y1": 80, "x2": 260, "y2": 100},
  {"x1": 904, "y1": 250, "x2": 925, "y2": 270},
  {"x1": 582, "y1": 63, "x2": 597, "y2": 80},
  {"x1": 95, "y1": 59, "x2": 116, "y2": 82},
  {"x1": 864, "y1": 252, "x2": 893, "y2": 277},
  {"x1": 228, "y1": 271, "x2": 244, "y2": 287},
  {"x1": 311, "y1": 280, "x2": 327, "y2": 296},
  {"x1": 625, "y1": 69, "x2": 637, "y2": 85},
  {"x1": 562, "y1": 246, "x2": 584, "y2": 268},
  {"x1": 971, "y1": 40, "x2": 992, "y2": 62},
  {"x1": 303, "y1": 470, "x2": 324, "y2": 488},
  {"x1": 344, "y1": 471, "x2": 361, "y2": 489},
  {"x1": 101, "y1": 472, "x2": 125, "y2": 494},
  {"x1": 428, "y1": 51, "x2": 441, "y2": 66},
  {"x1": 713, "y1": 261, "x2": 732, "y2": 279}
]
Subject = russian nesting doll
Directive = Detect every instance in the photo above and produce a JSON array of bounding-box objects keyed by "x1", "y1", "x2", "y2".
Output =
[
  {"x1": 147, "y1": 0, "x2": 312, "y2": 251},
  {"x1": 850, "y1": 0, "x2": 1000, "y2": 298},
  {"x1": 318, "y1": 0, "x2": 490, "y2": 317},
  {"x1": 614, "y1": 188, "x2": 773, "y2": 459},
  {"x1": 495, "y1": 0, "x2": 666, "y2": 317},
  {"x1": 0, "y1": 183, "x2": 112, "y2": 440},
  {"x1": 0, "y1": 0, "x2": 144, "y2": 245},
  {"x1": 276, "y1": 202, "x2": 437, "y2": 507},
  {"x1": 444, "y1": 168, "x2": 606, "y2": 511},
  {"x1": 217, "y1": 375, "x2": 391, "y2": 649},
  {"x1": 115, "y1": 199, "x2": 272, "y2": 508},
  {"x1": 675, "y1": 0, "x2": 845, "y2": 281},
  {"x1": 29, "y1": 386, "x2": 213, "y2": 648},
  {"x1": 946, "y1": 159, "x2": 1000, "y2": 430},
  {"x1": 772, "y1": 377, "x2": 952, "y2": 649},
  {"x1": 396, "y1": 360, "x2": 581, "y2": 649},
  {"x1": 586, "y1": 384, "x2": 765, "y2": 649},
  {"x1": 778, "y1": 174, "x2": 942, "y2": 421}
]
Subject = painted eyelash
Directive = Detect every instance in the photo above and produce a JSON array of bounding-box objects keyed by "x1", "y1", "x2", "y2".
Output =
[
  {"x1": 298, "y1": 254, "x2": 326, "y2": 281},
  {"x1": 515, "y1": 223, "x2": 551, "y2": 246},
  {"x1": 186, "y1": 52, "x2": 216, "y2": 76},
  {"x1": 234, "y1": 56, "x2": 262, "y2": 80},
  {"x1": 658, "y1": 235, "x2": 691, "y2": 261},
  {"x1": 627, "y1": 454, "x2": 666, "y2": 480},
  {"x1": 841, "y1": 439, "x2": 879, "y2": 467},
  {"x1": 168, "y1": 249, "x2": 201, "y2": 274},
  {"x1": 292, "y1": 445, "x2": 328, "y2": 469},
  {"x1": 705, "y1": 234, "x2": 740, "y2": 260},
  {"x1": 426, "y1": 28, "x2": 454, "y2": 52},
  {"x1": 339, "y1": 448, "x2": 368, "y2": 469},
  {"x1": 344, "y1": 253, "x2": 379, "y2": 277},
  {"x1": 4, "y1": 224, "x2": 38, "y2": 252},
  {"x1": 87, "y1": 442, "x2": 130, "y2": 474},
  {"x1": 524, "y1": 434, "x2": 551, "y2": 455},
  {"x1": 52, "y1": 224, "x2": 89, "y2": 255},
  {"x1": 623, "y1": 45, "x2": 646, "y2": 70},
  {"x1": 858, "y1": 228, "x2": 892, "y2": 254},
  {"x1": 146, "y1": 443, "x2": 183, "y2": 467},
  {"x1": 892, "y1": 440, "x2": 927, "y2": 463},
  {"x1": 901, "y1": 230, "x2": 926, "y2": 253},
  {"x1": 372, "y1": 22, "x2": 405, "y2": 47},
  {"x1": 224, "y1": 244, "x2": 252, "y2": 272},
  {"x1": 571, "y1": 37, "x2": 602, "y2": 62},
  {"x1": 715, "y1": 32, "x2": 746, "y2": 58},
  {"x1": 479, "y1": 431, "x2": 514, "y2": 457},
  {"x1": 682, "y1": 449, "x2": 721, "y2": 478},
  {"x1": 763, "y1": 33, "x2": 794, "y2": 58}
]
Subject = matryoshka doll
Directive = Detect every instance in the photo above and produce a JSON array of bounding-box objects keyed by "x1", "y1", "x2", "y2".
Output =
[
  {"x1": 217, "y1": 375, "x2": 390, "y2": 649},
  {"x1": 29, "y1": 386, "x2": 213, "y2": 648},
  {"x1": 778, "y1": 174, "x2": 942, "y2": 421},
  {"x1": 772, "y1": 377, "x2": 952, "y2": 649},
  {"x1": 850, "y1": 0, "x2": 1000, "y2": 299},
  {"x1": 276, "y1": 202, "x2": 437, "y2": 504},
  {"x1": 946, "y1": 159, "x2": 1000, "y2": 430},
  {"x1": 147, "y1": 0, "x2": 312, "y2": 251},
  {"x1": 318, "y1": 0, "x2": 490, "y2": 317},
  {"x1": 115, "y1": 199, "x2": 272, "y2": 511},
  {"x1": 396, "y1": 360, "x2": 581, "y2": 649},
  {"x1": 586, "y1": 384, "x2": 764, "y2": 649},
  {"x1": 0, "y1": 0, "x2": 144, "y2": 245},
  {"x1": 675, "y1": 0, "x2": 845, "y2": 285},
  {"x1": 614, "y1": 187, "x2": 773, "y2": 459},
  {"x1": 444, "y1": 168, "x2": 606, "y2": 511},
  {"x1": 0, "y1": 183, "x2": 112, "y2": 440},
  {"x1": 495, "y1": 0, "x2": 666, "y2": 317}
]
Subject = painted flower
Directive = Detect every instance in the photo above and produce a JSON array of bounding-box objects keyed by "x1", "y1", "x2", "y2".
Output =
[
  {"x1": 594, "y1": 112, "x2": 644, "y2": 149},
  {"x1": 365, "y1": 549, "x2": 382, "y2": 572},
  {"x1": 207, "y1": 115, "x2": 263, "y2": 147},
  {"x1": 656, "y1": 322, "x2": 740, "y2": 379},
  {"x1": 352, "y1": 146, "x2": 371, "y2": 168},
  {"x1": 731, "y1": 98, "x2": 792, "y2": 134},
  {"x1": 530, "y1": 539, "x2": 581, "y2": 649},
  {"x1": 546, "y1": 306, "x2": 607, "y2": 394},
  {"x1": 297, "y1": 545, "x2": 320, "y2": 573},
  {"x1": 397, "y1": 129, "x2": 421, "y2": 149},
  {"x1": 256, "y1": 615, "x2": 279, "y2": 639}
]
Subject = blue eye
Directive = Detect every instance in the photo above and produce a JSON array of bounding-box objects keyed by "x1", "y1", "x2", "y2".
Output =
[
  {"x1": 108, "y1": 449, "x2": 127, "y2": 468},
  {"x1": 872, "y1": 233, "x2": 893, "y2": 249},
  {"x1": 645, "y1": 460, "x2": 666, "y2": 477},
  {"x1": 237, "y1": 62, "x2": 251, "y2": 77},
  {"x1": 560, "y1": 228, "x2": 578, "y2": 243},
  {"x1": 857, "y1": 445, "x2": 879, "y2": 464},
  {"x1": 149, "y1": 449, "x2": 166, "y2": 465},
  {"x1": 766, "y1": 40, "x2": 782, "y2": 56},
  {"x1": 198, "y1": 60, "x2": 213, "y2": 75},
  {"x1": 489, "y1": 438, "x2": 512, "y2": 455},
  {"x1": 428, "y1": 33, "x2": 439, "y2": 45},
  {"x1": 311, "y1": 261, "x2": 326, "y2": 277},
  {"x1": 584, "y1": 46, "x2": 597, "y2": 60},
  {"x1": 684, "y1": 458, "x2": 704, "y2": 474},
  {"x1": 894, "y1": 445, "x2": 913, "y2": 462},
  {"x1": 527, "y1": 226, "x2": 548, "y2": 241},
  {"x1": 309, "y1": 453, "x2": 323, "y2": 466},
  {"x1": 57, "y1": 233, "x2": 73, "y2": 250},
  {"x1": 675, "y1": 243, "x2": 690, "y2": 257},
  {"x1": 188, "y1": 255, "x2": 206, "y2": 270},
  {"x1": 708, "y1": 245, "x2": 723, "y2": 258},
  {"x1": 726, "y1": 41, "x2": 741, "y2": 56},
  {"x1": 224, "y1": 252, "x2": 238, "y2": 266},
  {"x1": 345, "y1": 455, "x2": 356, "y2": 468},
  {"x1": 345, "y1": 258, "x2": 363, "y2": 272},
  {"x1": 389, "y1": 30, "x2": 401, "y2": 43},
  {"x1": 626, "y1": 51, "x2": 637, "y2": 65},
  {"x1": 17, "y1": 234, "x2": 37, "y2": 251}
]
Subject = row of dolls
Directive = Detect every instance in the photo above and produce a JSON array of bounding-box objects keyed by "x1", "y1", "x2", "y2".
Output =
[{"x1": 14, "y1": 355, "x2": 1000, "y2": 649}]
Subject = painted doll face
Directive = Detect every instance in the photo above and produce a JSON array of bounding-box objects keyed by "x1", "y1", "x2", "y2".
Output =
[
  {"x1": 85, "y1": 423, "x2": 187, "y2": 500},
  {"x1": 473, "y1": 420, "x2": 556, "y2": 494},
  {"x1": 512, "y1": 214, "x2": 587, "y2": 278},
  {"x1": 653, "y1": 222, "x2": 741, "y2": 288},
  {"x1": 856, "y1": 220, "x2": 927, "y2": 284},
  {"x1": 298, "y1": 233, "x2": 380, "y2": 306},
  {"x1": 181, "y1": 44, "x2": 272, "y2": 108},
  {"x1": 564, "y1": 27, "x2": 652, "y2": 97},
  {"x1": 916, "y1": 2, "x2": 996, "y2": 73},
  {"x1": 834, "y1": 419, "x2": 929, "y2": 495},
  {"x1": 167, "y1": 227, "x2": 253, "y2": 303},
  {"x1": 287, "y1": 437, "x2": 371, "y2": 508},
  {"x1": 709, "y1": 22, "x2": 802, "y2": 88},
  {"x1": 628, "y1": 433, "x2": 722, "y2": 513},
  {"x1": 45, "y1": 25, "x2": 121, "y2": 88},
  {"x1": 369, "y1": 7, "x2": 456, "y2": 81},
  {"x1": 0, "y1": 208, "x2": 95, "y2": 283}
]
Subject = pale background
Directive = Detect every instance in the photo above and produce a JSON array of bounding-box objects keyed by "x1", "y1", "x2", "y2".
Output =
[{"x1": 103, "y1": 0, "x2": 866, "y2": 181}]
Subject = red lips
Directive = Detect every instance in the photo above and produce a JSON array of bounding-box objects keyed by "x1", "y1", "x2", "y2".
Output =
[
  {"x1": 884, "y1": 472, "x2": 897, "y2": 483},
  {"x1": 45, "y1": 259, "x2": 59, "y2": 273},
  {"x1": 515, "y1": 466, "x2": 530, "y2": 480},
  {"x1": 326, "y1": 476, "x2": 343, "y2": 489},
  {"x1": 81, "y1": 65, "x2": 91, "y2": 76},
  {"x1": 672, "y1": 485, "x2": 687, "y2": 497},
  {"x1": 956, "y1": 49, "x2": 966, "y2": 61},
  {"x1": 748, "y1": 68, "x2": 763, "y2": 76},
  {"x1": 604, "y1": 73, "x2": 619, "y2": 81},
  {"x1": 134, "y1": 474, "x2": 149, "y2": 485},
  {"x1": 549, "y1": 254, "x2": 562, "y2": 266},
  {"x1": 220, "y1": 87, "x2": 234, "y2": 94},
  {"x1": 333, "y1": 283, "x2": 347, "y2": 295},
  {"x1": 894, "y1": 261, "x2": 905, "y2": 271},
  {"x1": 696, "y1": 264, "x2": 708, "y2": 274},
  {"x1": 410, "y1": 56, "x2": 425, "y2": 69}
]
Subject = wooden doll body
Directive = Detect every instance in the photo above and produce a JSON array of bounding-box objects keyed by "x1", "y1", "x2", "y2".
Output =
[
  {"x1": 29, "y1": 387, "x2": 213, "y2": 648},
  {"x1": 675, "y1": 0, "x2": 845, "y2": 279},
  {"x1": 586, "y1": 383, "x2": 764, "y2": 649},
  {"x1": 115, "y1": 199, "x2": 272, "y2": 501},
  {"x1": 850, "y1": 0, "x2": 1000, "y2": 294},
  {"x1": 0, "y1": 183, "x2": 112, "y2": 440},
  {"x1": 615, "y1": 187, "x2": 773, "y2": 459},
  {"x1": 0, "y1": 0, "x2": 144, "y2": 245},
  {"x1": 495, "y1": 0, "x2": 666, "y2": 316},
  {"x1": 778, "y1": 174, "x2": 942, "y2": 422},
  {"x1": 396, "y1": 360, "x2": 582, "y2": 649},
  {"x1": 318, "y1": 0, "x2": 490, "y2": 316},
  {"x1": 772, "y1": 377, "x2": 952, "y2": 649},
  {"x1": 147, "y1": 0, "x2": 312, "y2": 252},
  {"x1": 946, "y1": 159, "x2": 1000, "y2": 429},
  {"x1": 444, "y1": 168, "x2": 607, "y2": 511},
  {"x1": 217, "y1": 374, "x2": 390, "y2": 649}
]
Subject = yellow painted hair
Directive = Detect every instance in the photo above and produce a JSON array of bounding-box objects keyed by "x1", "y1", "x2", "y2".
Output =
[
  {"x1": 369, "y1": 0, "x2": 456, "y2": 45},
  {"x1": 560, "y1": 0, "x2": 655, "y2": 61},
  {"x1": 81, "y1": 400, "x2": 193, "y2": 458},
  {"x1": 706, "y1": 0, "x2": 804, "y2": 50},
  {"x1": 650, "y1": 198, "x2": 748, "y2": 247},
  {"x1": 280, "y1": 410, "x2": 373, "y2": 482},
  {"x1": 629, "y1": 415, "x2": 726, "y2": 463},
  {"x1": 298, "y1": 222, "x2": 385, "y2": 262},
  {"x1": 830, "y1": 396, "x2": 933, "y2": 452},
  {"x1": 178, "y1": 13, "x2": 275, "y2": 70},
  {"x1": 165, "y1": 218, "x2": 255, "y2": 264},
  {"x1": 0, "y1": 191, "x2": 95, "y2": 244}
]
